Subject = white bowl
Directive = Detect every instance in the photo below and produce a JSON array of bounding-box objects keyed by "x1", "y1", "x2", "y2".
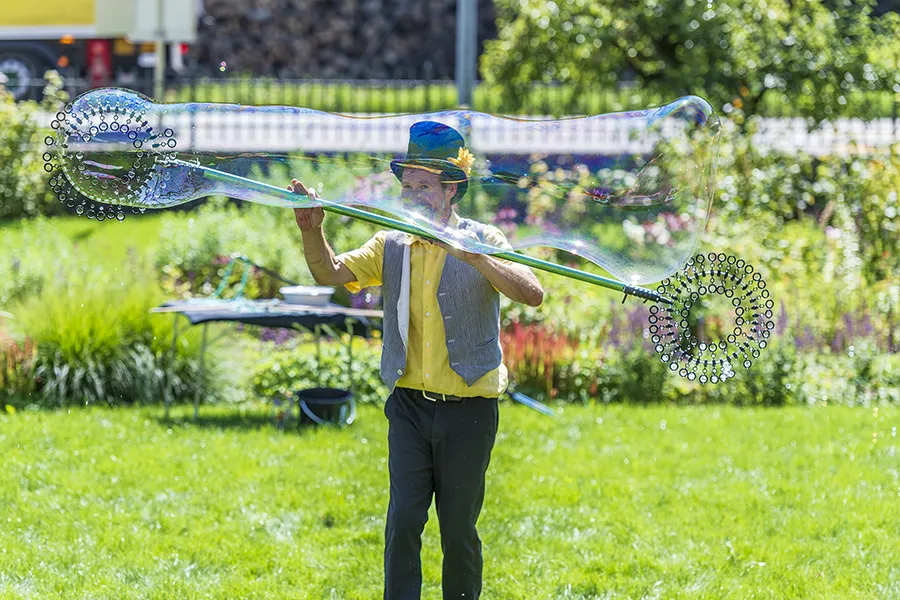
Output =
[{"x1": 279, "y1": 285, "x2": 335, "y2": 306}]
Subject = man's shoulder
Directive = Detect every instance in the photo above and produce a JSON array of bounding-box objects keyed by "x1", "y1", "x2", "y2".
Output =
[
  {"x1": 360, "y1": 230, "x2": 390, "y2": 246},
  {"x1": 380, "y1": 229, "x2": 406, "y2": 244}
]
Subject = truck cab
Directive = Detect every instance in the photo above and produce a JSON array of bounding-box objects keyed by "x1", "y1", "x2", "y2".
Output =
[{"x1": 0, "y1": 0, "x2": 197, "y2": 100}]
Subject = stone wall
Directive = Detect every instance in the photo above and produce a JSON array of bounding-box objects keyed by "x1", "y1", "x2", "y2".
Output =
[{"x1": 192, "y1": 0, "x2": 497, "y2": 79}]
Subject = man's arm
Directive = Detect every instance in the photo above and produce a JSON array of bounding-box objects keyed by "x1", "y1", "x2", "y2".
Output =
[
  {"x1": 290, "y1": 179, "x2": 357, "y2": 287},
  {"x1": 469, "y1": 255, "x2": 544, "y2": 307},
  {"x1": 299, "y1": 224, "x2": 358, "y2": 286},
  {"x1": 433, "y1": 228, "x2": 544, "y2": 307}
]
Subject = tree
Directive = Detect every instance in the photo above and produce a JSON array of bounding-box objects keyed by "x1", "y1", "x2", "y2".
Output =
[{"x1": 482, "y1": 0, "x2": 900, "y2": 122}]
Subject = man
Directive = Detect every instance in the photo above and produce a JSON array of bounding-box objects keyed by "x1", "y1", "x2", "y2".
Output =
[{"x1": 291, "y1": 121, "x2": 543, "y2": 599}]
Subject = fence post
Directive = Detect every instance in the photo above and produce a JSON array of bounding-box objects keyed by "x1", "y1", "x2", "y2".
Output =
[{"x1": 455, "y1": 0, "x2": 477, "y2": 107}]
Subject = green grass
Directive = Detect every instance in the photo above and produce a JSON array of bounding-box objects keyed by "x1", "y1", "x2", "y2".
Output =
[
  {"x1": 0, "y1": 214, "x2": 165, "y2": 268},
  {"x1": 1, "y1": 403, "x2": 898, "y2": 598}
]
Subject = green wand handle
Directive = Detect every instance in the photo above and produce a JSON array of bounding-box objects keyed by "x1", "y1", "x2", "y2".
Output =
[{"x1": 185, "y1": 160, "x2": 673, "y2": 305}]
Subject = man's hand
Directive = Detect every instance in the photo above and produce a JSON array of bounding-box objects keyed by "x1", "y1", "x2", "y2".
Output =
[
  {"x1": 435, "y1": 228, "x2": 544, "y2": 306},
  {"x1": 289, "y1": 179, "x2": 324, "y2": 231},
  {"x1": 432, "y1": 229, "x2": 485, "y2": 266}
]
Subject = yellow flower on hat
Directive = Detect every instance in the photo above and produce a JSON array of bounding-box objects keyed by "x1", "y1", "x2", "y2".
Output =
[{"x1": 447, "y1": 147, "x2": 475, "y2": 176}]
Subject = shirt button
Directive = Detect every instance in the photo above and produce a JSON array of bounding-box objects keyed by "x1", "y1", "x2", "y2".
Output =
[
  {"x1": 425, "y1": 373, "x2": 430, "y2": 379},
  {"x1": 425, "y1": 311, "x2": 431, "y2": 317},
  {"x1": 425, "y1": 342, "x2": 431, "y2": 348},
  {"x1": 425, "y1": 279, "x2": 431, "y2": 285}
]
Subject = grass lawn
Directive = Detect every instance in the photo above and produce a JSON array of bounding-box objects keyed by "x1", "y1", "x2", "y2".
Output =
[
  {"x1": 0, "y1": 214, "x2": 165, "y2": 268},
  {"x1": 1, "y1": 403, "x2": 898, "y2": 599}
]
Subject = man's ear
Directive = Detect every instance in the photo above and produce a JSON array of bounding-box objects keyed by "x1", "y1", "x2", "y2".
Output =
[{"x1": 444, "y1": 182, "x2": 458, "y2": 202}]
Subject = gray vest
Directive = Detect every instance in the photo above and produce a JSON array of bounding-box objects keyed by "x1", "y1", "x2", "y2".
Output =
[{"x1": 380, "y1": 219, "x2": 502, "y2": 390}]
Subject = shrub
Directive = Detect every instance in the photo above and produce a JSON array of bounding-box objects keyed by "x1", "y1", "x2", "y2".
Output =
[
  {"x1": 0, "y1": 217, "x2": 77, "y2": 305},
  {"x1": 155, "y1": 197, "x2": 379, "y2": 300},
  {"x1": 594, "y1": 347, "x2": 671, "y2": 405},
  {"x1": 10, "y1": 261, "x2": 217, "y2": 407},
  {"x1": 0, "y1": 326, "x2": 37, "y2": 402},
  {"x1": 684, "y1": 340, "x2": 799, "y2": 407},
  {"x1": 502, "y1": 308, "x2": 669, "y2": 404},
  {"x1": 0, "y1": 71, "x2": 67, "y2": 220},
  {"x1": 249, "y1": 338, "x2": 387, "y2": 405}
]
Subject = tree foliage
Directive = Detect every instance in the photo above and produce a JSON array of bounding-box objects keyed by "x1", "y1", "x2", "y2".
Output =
[
  {"x1": 0, "y1": 71, "x2": 68, "y2": 220},
  {"x1": 482, "y1": 0, "x2": 900, "y2": 120}
]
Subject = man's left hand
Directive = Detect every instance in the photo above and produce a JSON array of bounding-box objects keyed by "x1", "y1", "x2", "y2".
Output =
[{"x1": 432, "y1": 230, "x2": 486, "y2": 266}]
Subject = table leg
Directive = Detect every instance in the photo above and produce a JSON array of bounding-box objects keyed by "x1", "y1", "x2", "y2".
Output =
[
  {"x1": 345, "y1": 318, "x2": 354, "y2": 391},
  {"x1": 194, "y1": 322, "x2": 209, "y2": 421},
  {"x1": 165, "y1": 314, "x2": 180, "y2": 420},
  {"x1": 315, "y1": 324, "x2": 322, "y2": 387}
]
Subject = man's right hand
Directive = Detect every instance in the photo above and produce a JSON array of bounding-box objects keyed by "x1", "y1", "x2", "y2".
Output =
[{"x1": 289, "y1": 179, "x2": 324, "y2": 231}]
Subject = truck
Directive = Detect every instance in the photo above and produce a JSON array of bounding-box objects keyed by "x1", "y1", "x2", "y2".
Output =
[{"x1": 0, "y1": 0, "x2": 198, "y2": 100}]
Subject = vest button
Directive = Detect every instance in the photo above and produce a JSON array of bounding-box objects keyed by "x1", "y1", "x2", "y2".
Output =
[{"x1": 397, "y1": 369, "x2": 403, "y2": 375}]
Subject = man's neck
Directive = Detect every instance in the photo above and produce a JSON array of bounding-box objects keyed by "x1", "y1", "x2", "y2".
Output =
[{"x1": 407, "y1": 210, "x2": 460, "y2": 244}]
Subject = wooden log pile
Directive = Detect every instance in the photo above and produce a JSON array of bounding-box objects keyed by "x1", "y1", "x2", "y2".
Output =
[{"x1": 193, "y1": 0, "x2": 498, "y2": 79}]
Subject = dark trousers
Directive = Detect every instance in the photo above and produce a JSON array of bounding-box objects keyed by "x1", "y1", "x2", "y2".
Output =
[{"x1": 383, "y1": 387, "x2": 499, "y2": 600}]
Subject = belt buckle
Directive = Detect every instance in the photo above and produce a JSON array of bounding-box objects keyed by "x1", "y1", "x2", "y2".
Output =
[{"x1": 422, "y1": 390, "x2": 445, "y2": 402}]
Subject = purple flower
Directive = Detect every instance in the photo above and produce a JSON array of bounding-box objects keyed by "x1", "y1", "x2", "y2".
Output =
[
  {"x1": 830, "y1": 328, "x2": 845, "y2": 354},
  {"x1": 794, "y1": 326, "x2": 818, "y2": 352},
  {"x1": 776, "y1": 301, "x2": 789, "y2": 336},
  {"x1": 842, "y1": 313, "x2": 855, "y2": 341}
]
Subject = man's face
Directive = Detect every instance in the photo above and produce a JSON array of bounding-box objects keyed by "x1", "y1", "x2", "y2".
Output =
[{"x1": 400, "y1": 168, "x2": 457, "y2": 223}]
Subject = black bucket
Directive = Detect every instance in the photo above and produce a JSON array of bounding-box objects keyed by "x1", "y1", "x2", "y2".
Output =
[{"x1": 295, "y1": 387, "x2": 356, "y2": 426}]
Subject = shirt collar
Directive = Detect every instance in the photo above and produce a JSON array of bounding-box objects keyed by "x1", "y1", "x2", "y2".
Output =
[{"x1": 404, "y1": 211, "x2": 460, "y2": 245}]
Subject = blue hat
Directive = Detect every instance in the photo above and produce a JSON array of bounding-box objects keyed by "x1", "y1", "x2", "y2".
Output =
[{"x1": 390, "y1": 121, "x2": 470, "y2": 201}]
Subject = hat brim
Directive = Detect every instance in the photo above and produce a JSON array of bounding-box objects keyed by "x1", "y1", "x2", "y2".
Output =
[{"x1": 391, "y1": 159, "x2": 469, "y2": 201}]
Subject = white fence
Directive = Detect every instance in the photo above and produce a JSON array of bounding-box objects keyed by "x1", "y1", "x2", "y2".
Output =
[{"x1": 38, "y1": 110, "x2": 900, "y2": 156}]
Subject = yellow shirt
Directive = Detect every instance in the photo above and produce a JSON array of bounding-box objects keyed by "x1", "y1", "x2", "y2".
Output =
[{"x1": 336, "y1": 215, "x2": 513, "y2": 398}]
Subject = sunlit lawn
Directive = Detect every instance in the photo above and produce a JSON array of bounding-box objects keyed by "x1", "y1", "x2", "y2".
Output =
[
  {"x1": 1, "y1": 403, "x2": 898, "y2": 599},
  {"x1": 0, "y1": 214, "x2": 164, "y2": 268}
]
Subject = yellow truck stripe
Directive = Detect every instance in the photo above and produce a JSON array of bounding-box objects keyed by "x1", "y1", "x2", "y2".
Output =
[{"x1": 2, "y1": 0, "x2": 96, "y2": 27}]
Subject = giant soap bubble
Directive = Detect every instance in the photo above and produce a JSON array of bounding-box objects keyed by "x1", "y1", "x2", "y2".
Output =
[
  {"x1": 45, "y1": 88, "x2": 719, "y2": 285},
  {"x1": 44, "y1": 88, "x2": 773, "y2": 382}
]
